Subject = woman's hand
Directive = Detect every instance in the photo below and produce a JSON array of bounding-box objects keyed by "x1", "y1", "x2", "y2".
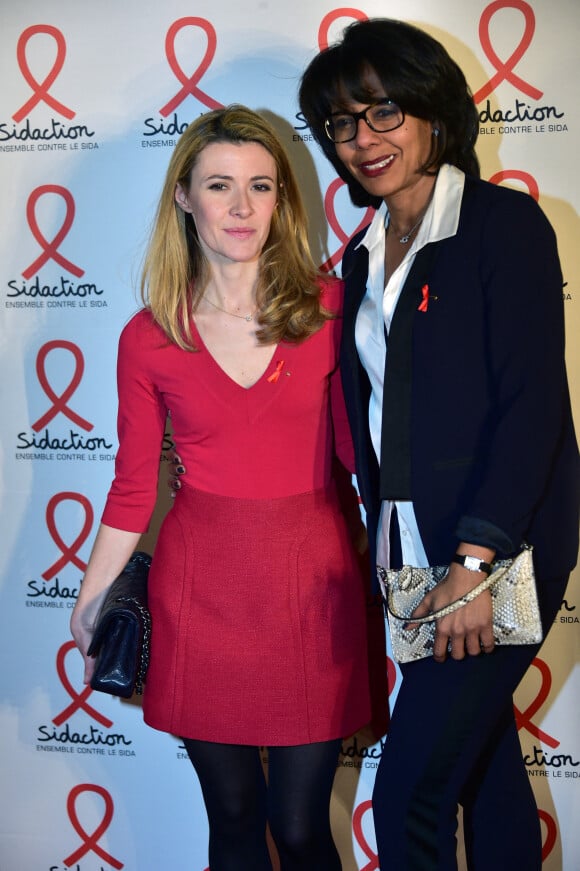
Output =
[
  {"x1": 410, "y1": 545, "x2": 496, "y2": 662},
  {"x1": 70, "y1": 588, "x2": 108, "y2": 684},
  {"x1": 70, "y1": 524, "x2": 142, "y2": 684},
  {"x1": 167, "y1": 450, "x2": 186, "y2": 497}
]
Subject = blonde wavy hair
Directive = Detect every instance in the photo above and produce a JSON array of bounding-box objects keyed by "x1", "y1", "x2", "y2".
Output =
[{"x1": 141, "y1": 105, "x2": 329, "y2": 349}]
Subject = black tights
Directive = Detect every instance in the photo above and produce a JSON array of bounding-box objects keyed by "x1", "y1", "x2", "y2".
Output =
[{"x1": 182, "y1": 737, "x2": 342, "y2": 871}]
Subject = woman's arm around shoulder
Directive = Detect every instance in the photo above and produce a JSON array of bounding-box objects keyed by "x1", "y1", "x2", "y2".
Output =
[
  {"x1": 321, "y1": 275, "x2": 356, "y2": 472},
  {"x1": 318, "y1": 272, "x2": 345, "y2": 316}
]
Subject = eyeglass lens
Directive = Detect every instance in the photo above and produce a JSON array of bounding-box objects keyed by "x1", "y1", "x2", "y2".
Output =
[{"x1": 325, "y1": 101, "x2": 403, "y2": 142}]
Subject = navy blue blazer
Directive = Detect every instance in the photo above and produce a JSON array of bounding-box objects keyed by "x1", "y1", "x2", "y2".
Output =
[{"x1": 340, "y1": 175, "x2": 579, "y2": 583}]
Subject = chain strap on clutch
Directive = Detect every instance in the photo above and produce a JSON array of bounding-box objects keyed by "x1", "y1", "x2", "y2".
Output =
[
  {"x1": 113, "y1": 594, "x2": 152, "y2": 694},
  {"x1": 87, "y1": 551, "x2": 152, "y2": 697}
]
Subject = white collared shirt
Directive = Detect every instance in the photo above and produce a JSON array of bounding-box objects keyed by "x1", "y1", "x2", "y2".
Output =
[{"x1": 354, "y1": 164, "x2": 465, "y2": 568}]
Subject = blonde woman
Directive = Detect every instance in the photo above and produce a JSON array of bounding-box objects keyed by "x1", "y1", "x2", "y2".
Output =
[{"x1": 70, "y1": 105, "x2": 370, "y2": 871}]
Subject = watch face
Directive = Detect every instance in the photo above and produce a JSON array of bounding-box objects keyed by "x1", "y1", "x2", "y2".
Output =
[{"x1": 463, "y1": 555, "x2": 481, "y2": 572}]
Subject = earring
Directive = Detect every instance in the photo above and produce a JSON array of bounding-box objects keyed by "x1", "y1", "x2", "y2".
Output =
[{"x1": 432, "y1": 127, "x2": 440, "y2": 137}]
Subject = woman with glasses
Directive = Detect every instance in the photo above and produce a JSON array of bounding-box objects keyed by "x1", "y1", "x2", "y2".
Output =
[{"x1": 299, "y1": 18, "x2": 578, "y2": 871}]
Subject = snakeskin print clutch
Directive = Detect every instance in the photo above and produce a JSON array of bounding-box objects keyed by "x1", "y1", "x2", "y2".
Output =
[{"x1": 377, "y1": 545, "x2": 543, "y2": 663}]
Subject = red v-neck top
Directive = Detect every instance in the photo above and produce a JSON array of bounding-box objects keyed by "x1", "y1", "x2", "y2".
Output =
[{"x1": 102, "y1": 279, "x2": 354, "y2": 532}]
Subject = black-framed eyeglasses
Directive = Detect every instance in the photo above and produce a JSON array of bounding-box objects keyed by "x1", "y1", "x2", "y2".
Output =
[{"x1": 324, "y1": 99, "x2": 405, "y2": 143}]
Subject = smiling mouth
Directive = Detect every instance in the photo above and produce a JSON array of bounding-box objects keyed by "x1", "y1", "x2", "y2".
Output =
[{"x1": 359, "y1": 154, "x2": 395, "y2": 176}]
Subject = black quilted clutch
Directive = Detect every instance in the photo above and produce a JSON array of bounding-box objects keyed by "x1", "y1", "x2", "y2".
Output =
[{"x1": 87, "y1": 551, "x2": 152, "y2": 698}]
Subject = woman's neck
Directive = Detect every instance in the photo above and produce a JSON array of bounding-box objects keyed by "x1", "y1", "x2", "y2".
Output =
[
  {"x1": 385, "y1": 174, "x2": 437, "y2": 241},
  {"x1": 204, "y1": 261, "x2": 259, "y2": 310}
]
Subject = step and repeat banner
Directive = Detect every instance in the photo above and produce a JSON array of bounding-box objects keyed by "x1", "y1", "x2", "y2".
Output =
[{"x1": 1, "y1": 1, "x2": 578, "y2": 869}]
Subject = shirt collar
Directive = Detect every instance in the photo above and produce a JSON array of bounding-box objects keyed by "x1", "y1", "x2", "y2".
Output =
[{"x1": 355, "y1": 163, "x2": 465, "y2": 254}]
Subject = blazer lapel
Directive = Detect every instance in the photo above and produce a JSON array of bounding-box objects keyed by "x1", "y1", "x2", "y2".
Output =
[
  {"x1": 380, "y1": 242, "x2": 439, "y2": 499},
  {"x1": 340, "y1": 243, "x2": 381, "y2": 518}
]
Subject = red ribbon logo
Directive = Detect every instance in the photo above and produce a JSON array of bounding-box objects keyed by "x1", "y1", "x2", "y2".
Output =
[
  {"x1": 53, "y1": 641, "x2": 113, "y2": 728},
  {"x1": 32, "y1": 339, "x2": 93, "y2": 432},
  {"x1": 489, "y1": 169, "x2": 539, "y2": 202},
  {"x1": 473, "y1": 1, "x2": 543, "y2": 103},
  {"x1": 42, "y1": 491, "x2": 93, "y2": 580},
  {"x1": 514, "y1": 657, "x2": 560, "y2": 748},
  {"x1": 538, "y1": 808, "x2": 558, "y2": 861},
  {"x1": 321, "y1": 178, "x2": 375, "y2": 273},
  {"x1": 318, "y1": 8, "x2": 368, "y2": 50},
  {"x1": 353, "y1": 799, "x2": 379, "y2": 871},
  {"x1": 64, "y1": 783, "x2": 123, "y2": 868},
  {"x1": 160, "y1": 17, "x2": 224, "y2": 116},
  {"x1": 13, "y1": 24, "x2": 75, "y2": 122},
  {"x1": 23, "y1": 185, "x2": 84, "y2": 279}
]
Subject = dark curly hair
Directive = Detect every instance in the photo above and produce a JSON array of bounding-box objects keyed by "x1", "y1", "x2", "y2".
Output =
[{"x1": 299, "y1": 18, "x2": 480, "y2": 208}]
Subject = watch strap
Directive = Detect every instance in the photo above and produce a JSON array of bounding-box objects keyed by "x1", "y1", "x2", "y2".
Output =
[{"x1": 452, "y1": 554, "x2": 492, "y2": 575}]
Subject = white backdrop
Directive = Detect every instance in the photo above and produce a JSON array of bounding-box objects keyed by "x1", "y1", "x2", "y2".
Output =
[{"x1": 0, "y1": 2, "x2": 578, "y2": 869}]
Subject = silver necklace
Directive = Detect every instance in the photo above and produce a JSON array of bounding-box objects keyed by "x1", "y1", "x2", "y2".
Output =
[
  {"x1": 390, "y1": 191, "x2": 435, "y2": 244},
  {"x1": 203, "y1": 295, "x2": 256, "y2": 322},
  {"x1": 394, "y1": 213, "x2": 425, "y2": 244}
]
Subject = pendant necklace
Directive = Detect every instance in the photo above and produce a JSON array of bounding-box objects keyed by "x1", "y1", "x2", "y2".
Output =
[
  {"x1": 391, "y1": 192, "x2": 434, "y2": 244},
  {"x1": 203, "y1": 295, "x2": 256, "y2": 322},
  {"x1": 394, "y1": 212, "x2": 426, "y2": 244}
]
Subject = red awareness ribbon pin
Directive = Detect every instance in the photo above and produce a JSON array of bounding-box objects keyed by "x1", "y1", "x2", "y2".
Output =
[
  {"x1": 417, "y1": 284, "x2": 430, "y2": 312},
  {"x1": 267, "y1": 360, "x2": 285, "y2": 383}
]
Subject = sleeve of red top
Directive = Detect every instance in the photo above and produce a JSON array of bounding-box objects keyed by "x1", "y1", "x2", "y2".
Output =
[{"x1": 101, "y1": 313, "x2": 168, "y2": 532}]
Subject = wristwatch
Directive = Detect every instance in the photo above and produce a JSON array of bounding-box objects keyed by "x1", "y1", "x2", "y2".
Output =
[{"x1": 452, "y1": 554, "x2": 492, "y2": 575}]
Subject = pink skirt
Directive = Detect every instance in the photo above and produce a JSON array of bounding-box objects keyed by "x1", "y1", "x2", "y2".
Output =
[{"x1": 143, "y1": 484, "x2": 371, "y2": 745}]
